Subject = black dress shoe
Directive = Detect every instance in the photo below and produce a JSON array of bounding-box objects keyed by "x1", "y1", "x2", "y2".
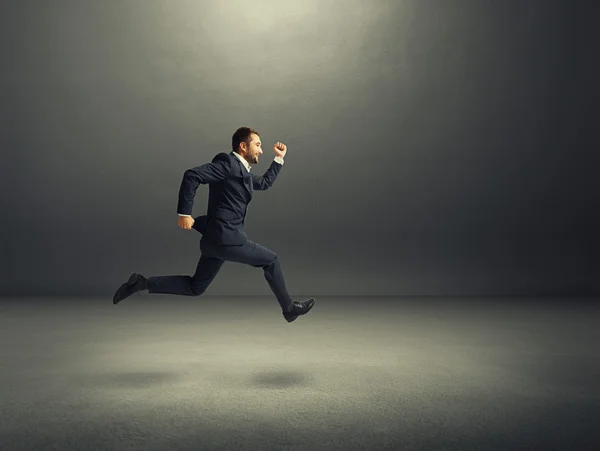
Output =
[
  {"x1": 283, "y1": 298, "x2": 315, "y2": 323},
  {"x1": 113, "y1": 273, "x2": 148, "y2": 304}
]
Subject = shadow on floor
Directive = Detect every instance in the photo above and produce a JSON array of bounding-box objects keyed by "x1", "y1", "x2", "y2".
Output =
[{"x1": 250, "y1": 370, "x2": 312, "y2": 388}]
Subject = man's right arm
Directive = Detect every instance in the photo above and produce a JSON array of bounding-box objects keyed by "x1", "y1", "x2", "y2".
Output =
[{"x1": 176, "y1": 156, "x2": 231, "y2": 216}]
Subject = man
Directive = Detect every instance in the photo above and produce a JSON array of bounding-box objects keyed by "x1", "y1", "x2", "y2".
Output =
[{"x1": 112, "y1": 127, "x2": 315, "y2": 323}]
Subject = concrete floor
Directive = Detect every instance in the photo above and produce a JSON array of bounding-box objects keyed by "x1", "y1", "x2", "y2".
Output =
[{"x1": 1, "y1": 295, "x2": 599, "y2": 451}]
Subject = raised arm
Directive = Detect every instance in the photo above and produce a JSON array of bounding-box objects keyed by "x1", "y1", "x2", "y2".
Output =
[
  {"x1": 252, "y1": 156, "x2": 284, "y2": 190},
  {"x1": 177, "y1": 153, "x2": 232, "y2": 215}
]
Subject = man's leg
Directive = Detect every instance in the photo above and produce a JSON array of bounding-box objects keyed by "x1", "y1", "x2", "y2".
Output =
[
  {"x1": 201, "y1": 239, "x2": 294, "y2": 313},
  {"x1": 146, "y1": 254, "x2": 224, "y2": 296}
]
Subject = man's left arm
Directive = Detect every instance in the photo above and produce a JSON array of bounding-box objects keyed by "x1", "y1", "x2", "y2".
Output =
[{"x1": 252, "y1": 156, "x2": 284, "y2": 190}]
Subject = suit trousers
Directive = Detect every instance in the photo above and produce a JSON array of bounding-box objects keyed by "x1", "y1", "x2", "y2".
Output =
[{"x1": 146, "y1": 238, "x2": 294, "y2": 313}]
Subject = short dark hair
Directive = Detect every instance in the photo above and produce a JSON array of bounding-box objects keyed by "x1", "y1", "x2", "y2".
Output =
[{"x1": 232, "y1": 126, "x2": 259, "y2": 152}]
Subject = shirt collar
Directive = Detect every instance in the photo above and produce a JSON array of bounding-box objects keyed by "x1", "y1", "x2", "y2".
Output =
[{"x1": 232, "y1": 151, "x2": 251, "y2": 172}]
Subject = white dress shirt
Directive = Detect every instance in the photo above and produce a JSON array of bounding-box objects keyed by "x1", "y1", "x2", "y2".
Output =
[{"x1": 178, "y1": 152, "x2": 284, "y2": 217}]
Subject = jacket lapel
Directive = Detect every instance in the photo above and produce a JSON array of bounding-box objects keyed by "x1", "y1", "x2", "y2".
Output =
[{"x1": 230, "y1": 152, "x2": 253, "y2": 196}]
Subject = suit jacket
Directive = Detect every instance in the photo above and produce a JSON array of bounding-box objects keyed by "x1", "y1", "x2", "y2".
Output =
[{"x1": 177, "y1": 151, "x2": 283, "y2": 245}]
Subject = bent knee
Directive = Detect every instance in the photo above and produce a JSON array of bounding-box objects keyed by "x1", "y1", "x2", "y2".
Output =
[
  {"x1": 190, "y1": 285, "x2": 207, "y2": 296},
  {"x1": 265, "y1": 254, "x2": 279, "y2": 267}
]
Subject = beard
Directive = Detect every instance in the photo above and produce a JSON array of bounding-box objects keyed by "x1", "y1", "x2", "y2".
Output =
[{"x1": 243, "y1": 151, "x2": 259, "y2": 165}]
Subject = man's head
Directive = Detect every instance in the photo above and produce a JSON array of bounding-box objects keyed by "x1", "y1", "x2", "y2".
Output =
[{"x1": 232, "y1": 126, "x2": 262, "y2": 165}]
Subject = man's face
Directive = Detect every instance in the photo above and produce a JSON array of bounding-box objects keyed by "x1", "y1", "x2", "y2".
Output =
[{"x1": 242, "y1": 133, "x2": 262, "y2": 165}]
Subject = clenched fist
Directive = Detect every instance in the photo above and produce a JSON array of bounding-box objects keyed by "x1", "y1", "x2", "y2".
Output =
[
  {"x1": 178, "y1": 216, "x2": 195, "y2": 230},
  {"x1": 273, "y1": 142, "x2": 287, "y2": 158}
]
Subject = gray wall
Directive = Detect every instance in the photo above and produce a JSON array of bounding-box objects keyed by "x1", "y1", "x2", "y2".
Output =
[{"x1": 3, "y1": 0, "x2": 597, "y2": 297}]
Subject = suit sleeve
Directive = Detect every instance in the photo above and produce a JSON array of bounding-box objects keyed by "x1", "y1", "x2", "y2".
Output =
[
  {"x1": 177, "y1": 154, "x2": 232, "y2": 215},
  {"x1": 252, "y1": 159, "x2": 283, "y2": 191}
]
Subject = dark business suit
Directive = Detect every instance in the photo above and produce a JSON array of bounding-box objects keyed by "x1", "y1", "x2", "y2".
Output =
[{"x1": 146, "y1": 151, "x2": 294, "y2": 313}]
